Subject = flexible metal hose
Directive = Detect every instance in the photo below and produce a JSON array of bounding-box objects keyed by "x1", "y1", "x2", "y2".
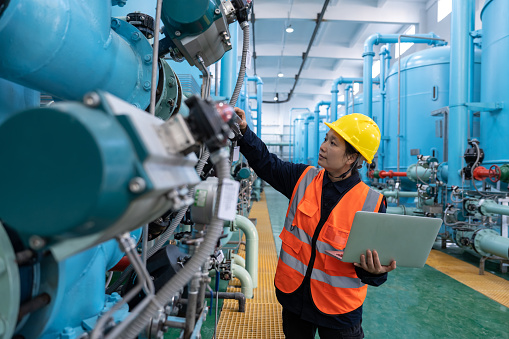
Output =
[
  {"x1": 106, "y1": 148, "x2": 211, "y2": 295},
  {"x1": 229, "y1": 22, "x2": 250, "y2": 107},
  {"x1": 116, "y1": 150, "x2": 230, "y2": 338}
]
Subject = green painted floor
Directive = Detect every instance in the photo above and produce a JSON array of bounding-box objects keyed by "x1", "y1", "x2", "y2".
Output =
[{"x1": 264, "y1": 186, "x2": 509, "y2": 339}]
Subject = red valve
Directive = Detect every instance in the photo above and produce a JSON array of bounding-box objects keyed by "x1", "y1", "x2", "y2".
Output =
[
  {"x1": 473, "y1": 165, "x2": 501, "y2": 183},
  {"x1": 378, "y1": 170, "x2": 407, "y2": 179}
]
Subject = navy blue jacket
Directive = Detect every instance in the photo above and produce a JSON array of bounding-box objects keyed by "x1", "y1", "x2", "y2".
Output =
[{"x1": 238, "y1": 126, "x2": 388, "y2": 329}]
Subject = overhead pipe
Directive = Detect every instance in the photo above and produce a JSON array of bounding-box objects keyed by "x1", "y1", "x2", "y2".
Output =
[
  {"x1": 289, "y1": 108, "x2": 310, "y2": 162},
  {"x1": 330, "y1": 77, "x2": 379, "y2": 121},
  {"x1": 0, "y1": 0, "x2": 154, "y2": 109},
  {"x1": 448, "y1": 0, "x2": 475, "y2": 188},
  {"x1": 315, "y1": 100, "x2": 331, "y2": 163},
  {"x1": 363, "y1": 33, "x2": 447, "y2": 119},
  {"x1": 247, "y1": 76, "x2": 264, "y2": 138}
]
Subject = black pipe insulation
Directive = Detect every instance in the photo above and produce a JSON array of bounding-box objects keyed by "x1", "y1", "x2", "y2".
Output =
[{"x1": 205, "y1": 291, "x2": 246, "y2": 313}]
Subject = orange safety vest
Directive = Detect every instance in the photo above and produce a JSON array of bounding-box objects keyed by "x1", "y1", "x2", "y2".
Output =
[{"x1": 274, "y1": 167, "x2": 383, "y2": 315}]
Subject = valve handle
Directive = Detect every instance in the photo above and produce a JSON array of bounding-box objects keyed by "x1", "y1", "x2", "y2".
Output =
[{"x1": 489, "y1": 165, "x2": 501, "y2": 183}]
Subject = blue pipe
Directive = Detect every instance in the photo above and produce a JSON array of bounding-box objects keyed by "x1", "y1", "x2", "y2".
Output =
[
  {"x1": 363, "y1": 33, "x2": 447, "y2": 118},
  {"x1": 293, "y1": 116, "x2": 306, "y2": 163},
  {"x1": 314, "y1": 101, "x2": 331, "y2": 165},
  {"x1": 0, "y1": 0, "x2": 154, "y2": 109},
  {"x1": 304, "y1": 115, "x2": 315, "y2": 165},
  {"x1": 378, "y1": 45, "x2": 390, "y2": 170},
  {"x1": 289, "y1": 108, "x2": 310, "y2": 162},
  {"x1": 0, "y1": 79, "x2": 40, "y2": 124},
  {"x1": 247, "y1": 76, "x2": 264, "y2": 138},
  {"x1": 330, "y1": 77, "x2": 379, "y2": 121},
  {"x1": 345, "y1": 85, "x2": 352, "y2": 115},
  {"x1": 448, "y1": 0, "x2": 474, "y2": 188},
  {"x1": 220, "y1": 24, "x2": 239, "y2": 100}
]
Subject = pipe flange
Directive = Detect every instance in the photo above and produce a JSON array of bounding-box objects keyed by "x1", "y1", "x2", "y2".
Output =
[
  {"x1": 154, "y1": 59, "x2": 181, "y2": 120},
  {"x1": 472, "y1": 228, "x2": 499, "y2": 257},
  {"x1": 111, "y1": 19, "x2": 155, "y2": 110}
]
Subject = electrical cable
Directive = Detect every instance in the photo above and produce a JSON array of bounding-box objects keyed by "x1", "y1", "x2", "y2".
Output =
[
  {"x1": 115, "y1": 150, "x2": 231, "y2": 338},
  {"x1": 229, "y1": 21, "x2": 250, "y2": 107},
  {"x1": 106, "y1": 147, "x2": 211, "y2": 295}
]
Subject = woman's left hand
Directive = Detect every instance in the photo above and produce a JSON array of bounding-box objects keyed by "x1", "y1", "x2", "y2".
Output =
[{"x1": 353, "y1": 249, "x2": 397, "y2": 274}]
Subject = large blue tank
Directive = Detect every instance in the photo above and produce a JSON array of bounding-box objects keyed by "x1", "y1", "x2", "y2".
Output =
[
  {"x1": 385, "y1": 46, "x2": 481, "y2": 172},
  {"x1": 480, "y1": 0, "x2": 509, "y2": 166},
  {"x1": 347, "y1": 90, "x2": 382, "y2": 126},
  {"x1": 293, "y1": 115, "x2": 307, "y2": 163},
  {"x1": 307, "y1": 119, "x2": 327, "y2": 165}
]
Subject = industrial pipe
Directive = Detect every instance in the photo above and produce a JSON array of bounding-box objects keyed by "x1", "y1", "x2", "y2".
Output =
[
  {"x1": 205, "y1": 291, "x2": 246, "y2": 312},
  {"x1": 247, "y1": 76, "x2": 264, "y2": 137},
  {"x1": 375, "y1": 170, "x2": 407, "y2": 179},
  {"x1": 304, "y1": 114, "x2": 316, "y2": 165},
  {"x1": 234, "y1": 215, "x2": 258, "y2": 288},
  {"x1": 0, "y1": 0, "x2": 154, "y2": 109},
  {"x1": 381, "y1": 190, "x2": 419, "y2": 199},
  {"x1": 232, "y1": 263, "x2": 253, "y2": 299},
  {"x1": 473, "y1": 165, "x2": 501, "y2": 182},
  {"x1": 232, "y1": 253, "x2": 246, "y2": 268},
  {"x1": 386, "y1": 206, "x2": 422, "y2": 216},
  {"x1": 406, "y1": 164, "x2": 433, "y2": 182},
  {"x1": 363, "y1": 33, "x2": 447, "y2": 118},
  {"x1": 455, "y1": 228, "x2": 509, "y2": 260},
  {"x1": 330, "y1": 77, "x2": 379, "y2": 121},
  {"x1": 378, "y1": 45, "x2": 391, "y2": 170},
  {"x1": 220, "y1": 24, "x2": 239, "y2": 99},
  {"x1": 315, "y1": 101, "x2": 331, "y2": 163},
  {"x1": 448, "y1": 0, "x2": 475, "y2": 187}
]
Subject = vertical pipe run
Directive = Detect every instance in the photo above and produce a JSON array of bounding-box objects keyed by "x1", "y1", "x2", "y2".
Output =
[
  {"x1": 345, "y1": 85, "x2": 351, "y2": 115},
  {"x1": 314, "y1": 101, "x2": 331, "y2": 165},
  {"x1": 289, "y1": 108, "x2": 310, "y2": 162},
  {"x1": 448, "y1": 0, "x2": 474, "y2": 188},
  {"x1": 220, "y1": 24, "x2": 238, "y2": 99},
  {"x1": 149, "y1": 0, "x2": 163, "y2": 115},
  {"x1": 379, "y1": 45, "x2": 389, "y2": 170},
  {"x1": 247, "y1": 77, "x2": 263, "y2": 138}
]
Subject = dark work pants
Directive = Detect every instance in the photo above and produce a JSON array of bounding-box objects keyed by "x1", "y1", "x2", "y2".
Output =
[{"x1": 282, "y1": 309, "x2": 364, "y2": 339}]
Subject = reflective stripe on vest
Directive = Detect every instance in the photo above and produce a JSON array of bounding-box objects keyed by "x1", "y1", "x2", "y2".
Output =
[{"x1": 275, "y1": 169, "x2": 383, "y2": 315}]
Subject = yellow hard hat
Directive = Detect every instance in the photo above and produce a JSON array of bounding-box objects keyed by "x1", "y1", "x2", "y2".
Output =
[{"x1": 324, "y1": 113, "x2": 381, "y2": 164}]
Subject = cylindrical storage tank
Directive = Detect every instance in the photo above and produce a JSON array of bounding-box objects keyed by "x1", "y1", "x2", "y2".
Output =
[
  {"x1": 347, "y1": 90, "x2": 382, "y2": 125},
  {"x1": 293, "y1": 116, "x2": 307, "y2": 163},
  {"x1": 307, "y1": 120, "x2": 315, "y2": 165},
  {"x1": 385, "y1": 46, "x2": 481, "y2": 172},
  {"x1": 480, "y1": 0, "x2": 509, "y2": 166}
]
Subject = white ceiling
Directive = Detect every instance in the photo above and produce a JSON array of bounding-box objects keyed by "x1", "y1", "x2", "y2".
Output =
[{"x1": 247, "y1": 0, "x2": 429, "y2": 105}]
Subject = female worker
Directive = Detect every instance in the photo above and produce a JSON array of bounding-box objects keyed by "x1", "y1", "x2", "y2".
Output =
[{"x1": 234, "y1": 107, "x2": 396, "y2": 339}]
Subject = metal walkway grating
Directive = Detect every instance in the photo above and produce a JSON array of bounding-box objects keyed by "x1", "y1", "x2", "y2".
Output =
[
  {"x1": 426, "y1": 249, "x2": 509, "y2": 307},
  {"x1": 216, "y1": 192, "x2": 284, "y2": 338}
]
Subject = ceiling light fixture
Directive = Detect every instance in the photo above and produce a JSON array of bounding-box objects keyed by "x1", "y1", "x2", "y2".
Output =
[
  {"x1": 277, "y1": 72, "x2": 284, "y2": 77},
  {"x1": 274, "y1": 93, "x2": 279, "y2": 101},
  {"x1": 285, "y1": 25, "x2": 294, "y2": 33}
]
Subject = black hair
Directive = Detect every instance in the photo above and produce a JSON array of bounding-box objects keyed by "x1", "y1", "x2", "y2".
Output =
[{"x1": 343, "y1": 140, "x2": 361, "y2": 176}]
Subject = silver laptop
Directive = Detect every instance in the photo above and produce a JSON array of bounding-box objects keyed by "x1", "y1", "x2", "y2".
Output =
[{"x1": 337, "y1": 211, "x2": 442, "y2": 268}]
